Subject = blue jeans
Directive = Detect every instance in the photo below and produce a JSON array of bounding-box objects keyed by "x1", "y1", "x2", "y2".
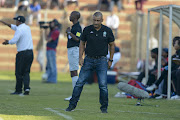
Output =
[
  {"x1": 69, "y1": 56, "x2": 108, "y2": 110},
  {"x1": 46, "y1": 50, "x2": 57, "y2": 83}
]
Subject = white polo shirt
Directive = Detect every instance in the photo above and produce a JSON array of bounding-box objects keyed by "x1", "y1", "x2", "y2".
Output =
[{"x1": 9, "y1": 23, "x2": 33, "y2": 52}]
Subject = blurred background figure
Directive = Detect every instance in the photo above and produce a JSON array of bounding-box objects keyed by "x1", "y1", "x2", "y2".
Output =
[
  {"x1": 97, "y1": 0, "x2": 109, "y2": 11},
  {"x1": 0, "y1": 0, "x2": 6, "y2": 7},
  {"x1": 109, "y1": 0, "x2": 123, "y2": 12},
  {"x1": 136, "y1": 48, "x2": 158, "y2": 86},
  {"x1": 135, "y1": 0, "x2": 147, "y2": 12},
  {"x1": 36, "y1": 29, "x2": 44, "y2": 72},
  {"x1": 60, "y1": 10, "x2": 70, "y2": 37},
  {"x1": 15, "y1": 0, "x2": 29, "y2": 24},
  {"x1": 63, "y1": 0, "x2": 79, "y2": 10},
  {"x1": 14, "y1": 0, "x2": 30, "y2": 10},
  {"x1": 47, "y1": 0, "x2": 60, "y2": 9},
  {"x1": 29, "y1": 0, "x2": 41, "y2": 25},
  {"x1": 106, "y1": 11, "x2": 120, "y2": 39}
]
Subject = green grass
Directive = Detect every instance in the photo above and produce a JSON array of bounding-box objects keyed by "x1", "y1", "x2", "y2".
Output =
[{"x1": 0, "y1": 71, "x2": 180, "y2": 120}]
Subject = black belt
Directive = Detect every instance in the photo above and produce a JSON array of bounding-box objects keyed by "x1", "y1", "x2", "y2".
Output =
[
  {"x1": 87, "y1": 55, "x2": 106, "y2": 59},
  {"x1": 18, "y1": 49, "x2": 33, "y2": 53}
]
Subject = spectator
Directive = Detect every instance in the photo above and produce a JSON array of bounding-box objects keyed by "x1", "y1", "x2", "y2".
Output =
[
  {"x1": 47, "y1": 0, "x2": 60, "y2": 9},
  {"x1": 162, "y1": 48, "x2": 168, "y2": 61},
  {"x1": 106, "y1": 11, "x2": 120, "y2": 39},
  {"x1": 109, "y1": 0, "x2": 123, "y2": 12},
  {"x1": 0, "y1": 0, "x2": 6, "y2": 7},
  {"x1": 137, "y1": 48, "x2": 158, "y2": 86},
  {"x1": 63, "y1": 0, "x2": 78, "y2": 10},
  {"x1": 97, "y1": 0, "x2": 109, "y2": 11},
  {"x1": 146, "y1": 37, "x2": 180, "y2": 99},
  {"x1": 135, "y1": 0, "x2": 147, "y2": 12},
  {"x1": 29, "y1": 0, "x2": 41, "y2": 25},
  {"x1": 15, "y1": 0, "x2": 29, "y2": 24},
  {"x1": 14, "y1": 0, "x2": 30, "y2": 10},
  {"x1": 42, "y1": 19, "x2": 60, "y2": 83},
  {"x1": 171, "y1": 67, "x2": 180, "y2": 100}
]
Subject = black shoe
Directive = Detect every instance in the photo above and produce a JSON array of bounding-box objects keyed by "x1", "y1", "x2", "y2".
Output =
[
  {"x1": 24, "y1": 91, "x2": 29, "y2": 95},
  {"x1": 66, "y1": 106, "x2": 75, "y2": 112},
  {"x1": 24, "y1": 89, "x2": 30, "y2": 95},
  {"x1": 10, "y1": 91, "x2": 22, "y2": 95},
  {"x1": 101, "y1": 108, "x2": 108, "y2": 113}
]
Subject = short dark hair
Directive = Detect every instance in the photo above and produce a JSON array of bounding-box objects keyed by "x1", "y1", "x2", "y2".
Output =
[
  {"x1": 151, "y1": 48, "x2": 158, "y2": 55},
  {"x1": 93, "y1": 12, "x2": 103, "y2": 18},
  {"x1": 173, "y1": 36, "x2": 180, "y2": 46}
]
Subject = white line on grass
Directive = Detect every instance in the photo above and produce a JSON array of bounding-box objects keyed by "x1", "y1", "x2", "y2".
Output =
[
  {"x1": 117, "y1": 110, "x2": 163, "y2": 115},
  {"x1": 0, "y1": 117, "x2": 4, "y2": 120},
  {"x1": 45, "y1": 108, "x2": 73, "y2": 120}
]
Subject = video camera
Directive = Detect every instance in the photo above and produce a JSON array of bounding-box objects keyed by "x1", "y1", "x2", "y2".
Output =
[
  {"x1": 39, "y1": 21, "x2": 50, "y2": 29},
  {"x1": 39, "y1": 19, "x2": 62, "y2": 30}
]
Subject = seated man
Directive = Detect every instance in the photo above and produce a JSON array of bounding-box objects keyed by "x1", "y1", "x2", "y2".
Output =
[
  {"x1": 137, "y1": 48, "x2": 158, "y2": 86},
  {"x1": 147, "y1": 36, "x2": 180, "y2": 99},
  {"x1": 29, "y1": 0, "x2": 41, "y2": 25}
]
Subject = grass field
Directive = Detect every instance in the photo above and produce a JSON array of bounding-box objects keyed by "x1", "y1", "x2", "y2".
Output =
[{"x1": 0, "y1": 71, "x2": 180, "y2": 120}]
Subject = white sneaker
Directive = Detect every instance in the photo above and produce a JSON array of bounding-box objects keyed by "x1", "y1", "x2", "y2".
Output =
[
  {"x1": 171, "y1": 95, "x2": 180, "y2": 100},
  {"x1": 146, "y1": 84, "x2": 157, "y2": 91},
  {"x1": 155, "y1": 95, "x2": 163, "y2": 99},
  {"x1": 42, "y1": 73, "x2": 48, "y2": 81},
  {"x1": 64, "y1": 96, "x2": 72, "y2": 101}
]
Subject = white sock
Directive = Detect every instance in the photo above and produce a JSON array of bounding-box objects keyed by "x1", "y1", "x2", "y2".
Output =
[{"x1": 72, "y1": 76, "x2": 78, "y2": 89}]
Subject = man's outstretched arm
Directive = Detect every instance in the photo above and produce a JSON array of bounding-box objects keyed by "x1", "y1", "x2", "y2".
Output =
[{"x1": 0, "y1": 20, "x2": 11, "y2": 28}]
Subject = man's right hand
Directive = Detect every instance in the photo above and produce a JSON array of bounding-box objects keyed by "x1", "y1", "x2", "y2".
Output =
[
  {"x1": 2, "y1": 40, "x2": 9, "y2": 45},
  {"x1": 79, "y1": 57, "x2": 84, "y2": 66}
]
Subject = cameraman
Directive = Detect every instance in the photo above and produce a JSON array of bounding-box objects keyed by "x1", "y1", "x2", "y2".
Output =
[{"x1": 43, "y1": 19, "x2": 60, "y2": 83}]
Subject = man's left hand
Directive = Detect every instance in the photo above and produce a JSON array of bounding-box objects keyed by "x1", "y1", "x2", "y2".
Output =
[
  {"x1": 66, "y1": 27, "x2": 71, "y2": 33},
  {"x1": 2, "y1": 40, "x2": 9, "y2": 45}
]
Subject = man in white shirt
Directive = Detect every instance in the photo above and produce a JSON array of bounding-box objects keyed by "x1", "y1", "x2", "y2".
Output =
[
  {"x1": 1, "y1": 16, "x2": 34, "y2": 95},
  {"x1": 106, "y1": 11, "x2": 120, "y2": 39}
]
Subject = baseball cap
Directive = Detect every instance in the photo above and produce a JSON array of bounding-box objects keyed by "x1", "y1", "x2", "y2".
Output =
[
  {"x1": 163, "y1": 48, "x2": 168, "y2": 53},
  {"x1": 13, "y1": 16, "x2": 26, "y2": 23},
  {"x1": 52, "y1": 19, "x2": 59, "y2": 26}
]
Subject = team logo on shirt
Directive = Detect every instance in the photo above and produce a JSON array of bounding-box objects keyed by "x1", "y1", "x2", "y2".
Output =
[
  {"x1": 103, "y1": 31, "x2": 107, "y2": 37},
  {"x1": 90, "y1": 31, "x2": 93, "y2": 34},
  {"x1": 76, "y1": 32, "x2": 81, "y2": 37}
]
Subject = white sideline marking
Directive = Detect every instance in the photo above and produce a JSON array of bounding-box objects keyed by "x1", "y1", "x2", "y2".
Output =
[
  {"x1": 45, "y1": 108, "x2": 73, "y2": 120},
  {"x1": 0, "y1": 117, "x2": 4, "y2": 120},
  {"x1": 8, "y1": 90, "x2": 14, "y2": 92},
  {"x1": 118, "y1": 110, "x2": 163, "y2": 115}
]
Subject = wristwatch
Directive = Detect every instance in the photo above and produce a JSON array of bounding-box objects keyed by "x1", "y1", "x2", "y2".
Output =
[
  {"x1": 67, "y1": 32, "x2": 71, "y2": 34},
  {"x1": 109, "y1": 59, "x2": 113, "y2": 62}
]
